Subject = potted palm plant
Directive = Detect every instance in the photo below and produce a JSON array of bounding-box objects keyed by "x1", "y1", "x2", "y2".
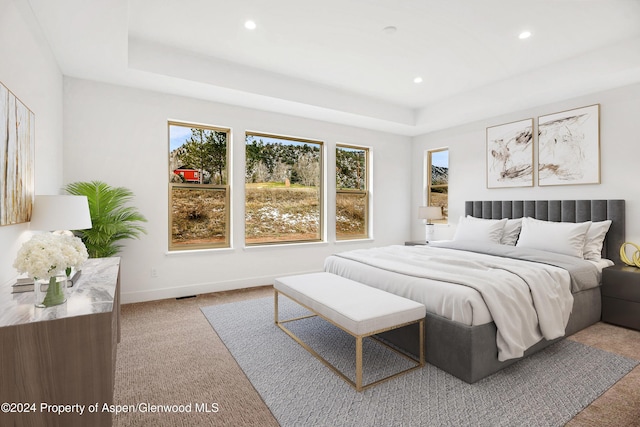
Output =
[{"x1": 65, "y1": 181, "x2": 147, "y2": 258}]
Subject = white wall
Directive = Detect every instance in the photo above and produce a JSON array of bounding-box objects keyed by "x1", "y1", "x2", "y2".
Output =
[
  {"x1": 63, "y1": 78, "x2": 411, "y2": 303},
  {"x1": 0, "y1": 0, "x2": 63, "y2": 286},
  {"x1": 411, "y1": 83, "x2": 640, "y2": 245},
  {"x1": 6, "y1": 0, "x2": 637, "y2": 301}
]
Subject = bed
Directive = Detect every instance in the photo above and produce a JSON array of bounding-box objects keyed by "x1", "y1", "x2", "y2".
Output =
[{"x1": 324, "y1": 199, "x2": 626, "y2": 383}]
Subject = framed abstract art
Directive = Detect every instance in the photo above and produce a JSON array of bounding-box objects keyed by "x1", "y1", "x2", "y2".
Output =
[
  {"x1": 0, "y1": 81, "x2": 35, "y2": 226},
  {"x1": 538, "y1": 104, "x2": 600, "y2": 186},
  {"x1": 486, "y1": 118, "x2": 534, "y2": 188}
]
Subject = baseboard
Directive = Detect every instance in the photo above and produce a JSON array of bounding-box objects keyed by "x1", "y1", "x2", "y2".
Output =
[{"x1": 120, "y1": 269, "x2": 323, "y2": 304}]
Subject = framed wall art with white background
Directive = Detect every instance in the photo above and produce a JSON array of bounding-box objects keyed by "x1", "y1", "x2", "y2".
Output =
[
  {"x1": 538, "y1": 104, "x2": 600, "y2": 186},
  {"x1": 0, "y1": 81, "x2": 35, "y2": 226},
  {"x1": 486, "y1": 118, "x2": 534, "y2": 188}
]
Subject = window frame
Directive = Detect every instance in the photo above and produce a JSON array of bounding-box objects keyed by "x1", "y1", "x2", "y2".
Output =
[
  {"x1": 426, "y1": 147, "x2": 448, "y2": 224},
  {"x1": 168, "y1": 121, "x2": 231, "y2": 251},
  {"x1": 245, "y1": 131, "x2": 324, "y2": 246},
  {"x1": 336, "y1": 143, "x2": 370, "y2": 241}
]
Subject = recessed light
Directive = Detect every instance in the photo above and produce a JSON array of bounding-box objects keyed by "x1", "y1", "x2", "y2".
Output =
[
  {"x1": 382, "y1": 26, "x2": 397, "y2": 35},
  {"x1": 519, "y1": 31, "x2": 531, "y2": 39},
  {"x1": 414, "y1": 77, "x2": 423, "y2": 84},
  {"x1": 244, "y1": 20, "x2": 257, "y2": 30}
]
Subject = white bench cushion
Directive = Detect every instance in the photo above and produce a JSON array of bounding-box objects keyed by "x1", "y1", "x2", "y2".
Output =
[{"x1": 275, "y1": 272, "x2": 426, "y2": 336}]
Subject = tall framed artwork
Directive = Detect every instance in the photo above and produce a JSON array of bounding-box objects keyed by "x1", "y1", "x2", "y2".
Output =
[
  {"x1": 486, "y1": 118, "x2": 533, "y2": 188},
  {"x1": 538, "y1": 104, "x2": 600, "y2": 186},
  {"x1": 0, "y1": 81, "x2": 35, "y2": 226}
]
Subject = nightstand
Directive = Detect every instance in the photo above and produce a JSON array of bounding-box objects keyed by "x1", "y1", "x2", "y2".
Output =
[
  {"x1": 601, "y1": 264, "x2": 640, "y2": 331},
  {"x1": 405, "y1": 240, "x2": 448, "y2": 246}
]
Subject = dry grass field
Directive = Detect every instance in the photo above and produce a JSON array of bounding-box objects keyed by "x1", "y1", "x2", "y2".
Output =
[
  {"x1": 170, "y1": 187, "x2": 227, "y2": 247},
  {"x1": 170, "y1": 183, "x2": 367, "y2": 246},
  {"x1": 336, "y1": 192, "x2": 367, "y2": 238},
  {"x1": 245, "y1": 184, "x2": 320, "y2": 243},
  {"x1": 430, "y1": 191, "x2": 449, "y2": 223}
]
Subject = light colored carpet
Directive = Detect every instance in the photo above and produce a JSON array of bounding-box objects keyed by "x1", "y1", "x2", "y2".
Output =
[
  {"x1": 201, "y1": 295, "x2": 638, "y2": 427},
  {"x1": 112, "y1": 286, "x2": 640, "y2": 426},
  {"x1": 113, "y1": 287, "x2": 280, "y2": 427}
]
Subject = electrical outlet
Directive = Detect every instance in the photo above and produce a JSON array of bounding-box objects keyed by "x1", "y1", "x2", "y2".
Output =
[{"x1": 151, "y1": 268, "x2": 158, "y2": 278}]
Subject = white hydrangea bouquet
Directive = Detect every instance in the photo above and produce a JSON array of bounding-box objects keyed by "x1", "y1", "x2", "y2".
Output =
[{"x1": 13, "y1": 232, "x2": 89, "y2": 307}]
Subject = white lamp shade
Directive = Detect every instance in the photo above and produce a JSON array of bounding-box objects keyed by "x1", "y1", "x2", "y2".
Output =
[
  {"x1": 29, "y1": 195, "x2": 93, "y2": 231},
  {"x1": 417, "y1": 206, "x2": 443, "y2": 222}
]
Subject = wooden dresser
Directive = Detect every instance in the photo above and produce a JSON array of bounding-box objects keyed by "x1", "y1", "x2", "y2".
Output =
[{"x1": 0, "y1": 257, "x2": 120, "y2": 427}]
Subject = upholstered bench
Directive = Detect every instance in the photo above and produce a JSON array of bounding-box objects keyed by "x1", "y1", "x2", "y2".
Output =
[{"x1": 274, "y1": 272, "x2": 426, "y2": 391}]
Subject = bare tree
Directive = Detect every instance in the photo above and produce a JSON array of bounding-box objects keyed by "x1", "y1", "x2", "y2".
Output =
[
  {"x1": 254, "y1": 161, "x2": 270, "y2": 183},
  {"x1": 295, "y1": 152, "x2": 319, "y2": 187},
  {"x1": 272, "y1": 161, "x2": 290, "y2": 183}
]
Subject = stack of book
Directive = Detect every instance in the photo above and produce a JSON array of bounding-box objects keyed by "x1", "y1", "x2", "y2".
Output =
[{"x1": 11, "y1": 270, "x2": 82, "y2": 294}]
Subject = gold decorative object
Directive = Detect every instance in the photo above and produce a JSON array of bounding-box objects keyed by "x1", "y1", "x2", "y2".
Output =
[{"x1": 620, "y1": 242, "x2": 640, "y2": 267}]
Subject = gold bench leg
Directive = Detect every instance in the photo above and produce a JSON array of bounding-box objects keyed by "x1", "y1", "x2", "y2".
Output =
[
  {"x1": 274, "y1": 289, "x2": 279, "y2": 324},
  {"x1": 419, "y1": 319, "x2": 425, "y2": 365},
  {"x1": 274, "y1": 290, "x2": 425, "y2": 392},
  {"x1": 356, "y1": 336, "x2": 363, "y2": 391}
]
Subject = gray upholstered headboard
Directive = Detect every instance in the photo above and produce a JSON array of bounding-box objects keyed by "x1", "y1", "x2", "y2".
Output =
[{"x1": 465, "y1": 200, "x2": 626, "y2": 264}]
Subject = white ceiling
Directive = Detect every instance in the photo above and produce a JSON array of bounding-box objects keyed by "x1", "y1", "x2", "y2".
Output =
[{"x1": 27, "y1": 0, "x2": 640, "y2": 135}]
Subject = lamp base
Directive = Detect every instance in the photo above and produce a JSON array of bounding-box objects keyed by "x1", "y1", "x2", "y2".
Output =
[{"x1": 425, "y1": 223, "x2": 435, "y2": 243}]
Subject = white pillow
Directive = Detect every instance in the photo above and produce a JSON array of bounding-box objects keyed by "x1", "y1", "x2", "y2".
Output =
[
  {"x1": 466, "y1": 216, "x2": 522, "y2": 245},
  {"x1": 516, "y1": 217, "x2": 591, "y2": 258},
  {"x1": 454, "y1": 216, "x2": 507, "y2": 244},
  {"x1": 583, "y1": 220, "x2": 612, "y2": 261},
  {"x1": 502, "y1": 218, "x2": 523, "y2": 246}
]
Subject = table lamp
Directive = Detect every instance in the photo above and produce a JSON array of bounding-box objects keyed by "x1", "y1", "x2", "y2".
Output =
[
  {"x1": 418, "y1": 206, "x2": 443, "y2": 242},
  {"x1": 29, "y1": 195, "x2": 93, "y2": 232}
]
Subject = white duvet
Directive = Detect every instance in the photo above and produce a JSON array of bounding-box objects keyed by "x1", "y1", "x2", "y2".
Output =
[{"x1": 325, "y1": 245, "x2": 579, "y2": 361}]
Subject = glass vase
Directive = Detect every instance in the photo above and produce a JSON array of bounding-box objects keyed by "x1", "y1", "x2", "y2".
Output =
[{"x1": 34, "y1": 275, "x2": 68, "y2": 308}]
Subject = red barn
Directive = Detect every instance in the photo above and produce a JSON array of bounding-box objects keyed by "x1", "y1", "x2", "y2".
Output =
[{"x1": 173, "y1": 168, "x2": 200, "y2": 183}]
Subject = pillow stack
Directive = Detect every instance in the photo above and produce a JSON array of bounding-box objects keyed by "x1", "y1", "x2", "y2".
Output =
[
  {"x1": 453, "y1": 215, "x2": 611, "y2": 260},
  {"x1": 453, "y1": 217, "x2": 507, "y2": 244},
  {"x1": 516, "y1": 217, "x2": 590, "y2": 258},
  {"x1": 454, "y1": 216, "x2": 522, "y2": 245},
  {"x1": 517, "y1": 217, "x2": 611, "y2": 260}
]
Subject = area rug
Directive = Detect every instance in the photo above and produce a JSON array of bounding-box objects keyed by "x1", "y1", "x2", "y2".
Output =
[{"x1": 201, "y1": 296, "x2": 638, "y2": 427}]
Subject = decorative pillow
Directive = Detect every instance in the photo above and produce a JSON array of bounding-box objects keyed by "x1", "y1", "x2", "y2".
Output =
[
  {"x1": 501, "y1": 218, "x2": 523, "y2": 246},
  {"x1": 516, "y1": 217, "x2": 591, "y2": 258},
  {"x1": 454, "y1": 216, "x2": 507, "y2": 244},
  {"x1": 466, "y1": 216, "x2": 522, "y2": 245},
  {"x1": 583, "y1": 220, "x2": 612, "y2": 261}
]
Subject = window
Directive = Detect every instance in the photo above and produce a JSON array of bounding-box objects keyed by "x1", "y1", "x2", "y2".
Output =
[
  {"x1": 245, "y1": 132, "x2": 323, "y2": 245},
  {"x1": 168, "y1": 122, "x2": 230, "y2": 250},
  {"x1": 426, "y1": 148, "x2": 448, "y2": 223},
  {"x1": 336, "y1": 144, "x2": 369, "y2": 240}
]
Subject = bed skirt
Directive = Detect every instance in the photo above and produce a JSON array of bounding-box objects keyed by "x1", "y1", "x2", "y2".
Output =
[{"x1": 377, "y1": 286, "x2": 601, "y2": 383}]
